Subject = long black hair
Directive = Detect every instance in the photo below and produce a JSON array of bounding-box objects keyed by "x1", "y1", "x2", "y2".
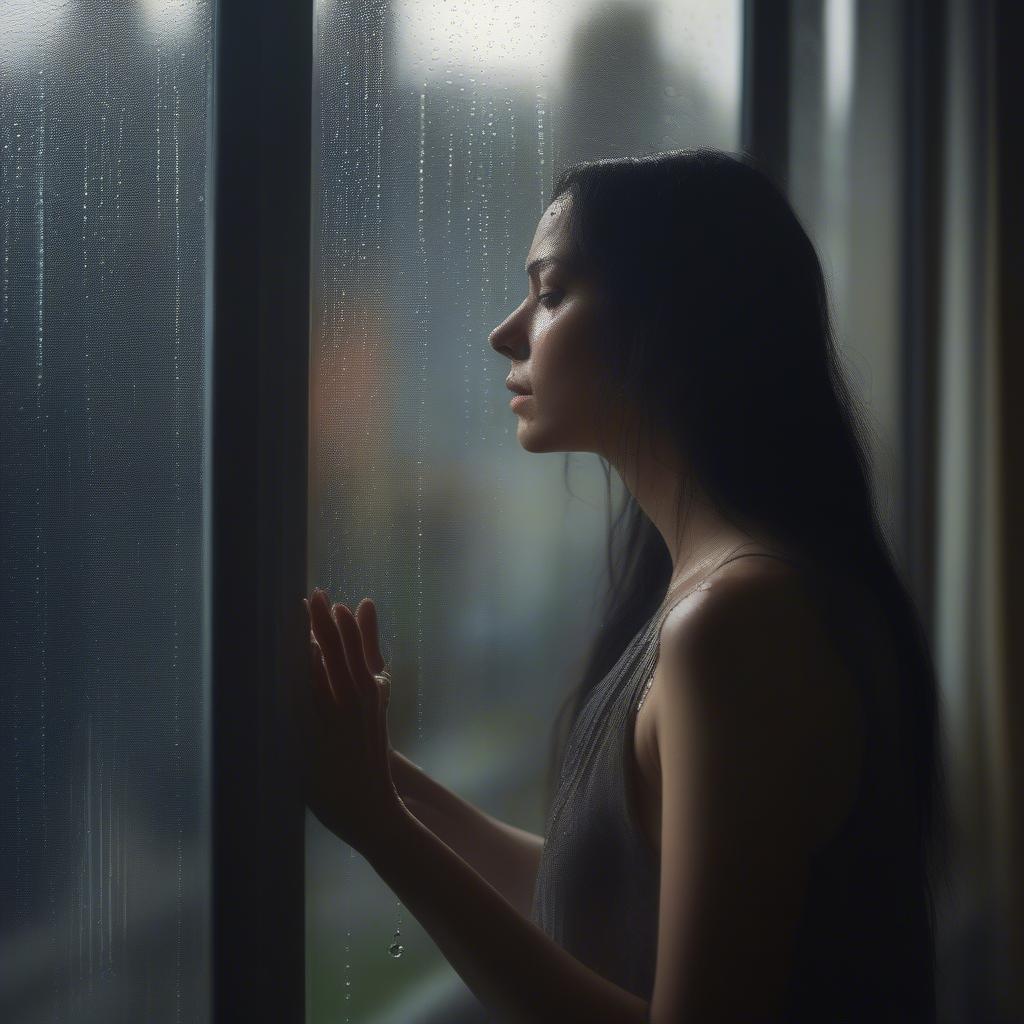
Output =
[{"x1": 542, "y1": 146, "x2": 950, "y2": 993}]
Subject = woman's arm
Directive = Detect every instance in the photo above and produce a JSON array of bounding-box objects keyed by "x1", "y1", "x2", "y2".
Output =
[
  {"x1": 389, "y1": 748, "x2": 545, "y2": 918},
  {"x1": 366, "y1": 801, "x2": 650, "y2": 1024}
]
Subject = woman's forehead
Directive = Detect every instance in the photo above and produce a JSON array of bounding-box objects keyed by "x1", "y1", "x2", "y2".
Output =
[{"x1": 530, "y1": 195, "x2": 572, "y2": 249}]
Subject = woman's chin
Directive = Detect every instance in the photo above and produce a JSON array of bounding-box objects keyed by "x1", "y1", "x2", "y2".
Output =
[
  {"x1": 514, "y1": 416, "x2": 547, "y2": 451},
  {"x1": 516, "y1": 420, "x2": 569, "y2": 455}
]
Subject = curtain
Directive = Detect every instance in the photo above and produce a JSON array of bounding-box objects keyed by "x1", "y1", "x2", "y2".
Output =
[{"x1": 931, "y1": 0, "x2": 1021, "y2": 1019}]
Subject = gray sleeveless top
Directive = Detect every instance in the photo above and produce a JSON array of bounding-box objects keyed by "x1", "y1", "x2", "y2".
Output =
[{"x1": 529, "y1": 550, "x2": 935, "y2": 1020}]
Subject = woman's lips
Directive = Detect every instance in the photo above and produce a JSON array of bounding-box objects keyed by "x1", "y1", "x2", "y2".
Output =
[{"x1": 510, "y1": 394, "x2": 532, "y2": 410}]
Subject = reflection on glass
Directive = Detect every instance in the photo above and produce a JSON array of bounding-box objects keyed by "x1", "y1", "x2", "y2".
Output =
[
  {"x1": 0, "y1": 4, "x2": 212, "y2": 1022},
  {"x1": 309, "y1": 1, "x2": 742, "y2": 1019}
]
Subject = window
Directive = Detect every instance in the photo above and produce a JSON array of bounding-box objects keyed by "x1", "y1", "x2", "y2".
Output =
[{"x1": 1, "y1": 3, "x2": 213, "y2": 1021}]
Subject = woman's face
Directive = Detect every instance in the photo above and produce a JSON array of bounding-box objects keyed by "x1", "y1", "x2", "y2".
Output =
[{"x1": 488, "y1": 193, "x2": 626, "y2": 457}]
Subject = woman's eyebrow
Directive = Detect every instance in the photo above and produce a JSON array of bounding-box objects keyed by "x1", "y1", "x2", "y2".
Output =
[{"x1": 525, "y1": 255, "x2": 568, "y2": 277}]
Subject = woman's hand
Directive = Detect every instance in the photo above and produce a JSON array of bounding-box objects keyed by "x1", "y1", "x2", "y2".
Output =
[{"x1": 294, "y1": 587, "x2": 404, "y2": 855}]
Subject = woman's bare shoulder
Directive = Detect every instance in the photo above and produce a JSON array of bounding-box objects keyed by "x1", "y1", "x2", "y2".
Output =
[
  {"x1": 653, "y1": 554, "x2": 866, "y2": 851},
  {"x1": 656, "y1": 551, "x2": 812, "y2": 655}
]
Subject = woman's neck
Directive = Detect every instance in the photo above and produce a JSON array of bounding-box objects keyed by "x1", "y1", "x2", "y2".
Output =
[{"x1": 608, "y1": 428, "x2": 762, "y2": 592}]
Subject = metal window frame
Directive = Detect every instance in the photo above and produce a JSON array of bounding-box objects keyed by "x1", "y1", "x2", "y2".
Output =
[
  {"x1": 899, "y1": 0, "x2": 946, "y2": 643},
  {"x1": 208, "y1": 1, "x2": 312, "y2": 1021},
  {"x1": 741, "y1": 0, "x2": 791, "y2": 191}
]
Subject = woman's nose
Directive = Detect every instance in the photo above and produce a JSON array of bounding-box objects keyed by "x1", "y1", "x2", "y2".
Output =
[{"x1": 489, "y1": 309, "x2": 526, "y2": 359}]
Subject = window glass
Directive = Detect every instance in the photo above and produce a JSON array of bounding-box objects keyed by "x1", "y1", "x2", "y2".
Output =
[
  {"x1": 309, "y1": 1, "x2": 743, "y2": 1019},
  {"x1": 0, "y1": 4, "x2": 212, "y2": 1021}
]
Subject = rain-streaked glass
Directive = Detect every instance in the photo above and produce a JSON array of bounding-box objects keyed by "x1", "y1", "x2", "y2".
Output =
[
  {"x1": 308, "y1": 2, "x2": 743, "y2": 1020},
  {"x1": 0, "y1": 4, "x2": 212, "y2": 1022}
]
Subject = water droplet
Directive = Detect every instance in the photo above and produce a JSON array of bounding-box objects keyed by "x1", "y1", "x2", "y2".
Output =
[{"x1": 388, "y1": 941, "x2": 404, "y2": 958}]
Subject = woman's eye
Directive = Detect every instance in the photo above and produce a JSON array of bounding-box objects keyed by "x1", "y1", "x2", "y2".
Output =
[{"x1": 538, "y1": 291, "x2": 562, "y2": 308}]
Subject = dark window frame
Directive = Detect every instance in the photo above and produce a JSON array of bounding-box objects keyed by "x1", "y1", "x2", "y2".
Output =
[{"x1": 210, "y1": 1, "x2": 311, "y2": 1020}]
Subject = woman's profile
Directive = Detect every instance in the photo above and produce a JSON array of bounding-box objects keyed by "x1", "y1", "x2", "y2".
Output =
[{"x1": 299, "y1": 148, "x2": 950, "y2": 1023}]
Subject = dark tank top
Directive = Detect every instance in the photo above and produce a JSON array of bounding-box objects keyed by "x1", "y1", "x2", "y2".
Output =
[{"x1": 530, "y1": 549, "x2": 936, "y2": 1021}]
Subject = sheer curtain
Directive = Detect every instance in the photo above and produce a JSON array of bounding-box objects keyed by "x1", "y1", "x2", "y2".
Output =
[{"x1": 931, "y1": 0, "x2": 1019, "y2": 1018}]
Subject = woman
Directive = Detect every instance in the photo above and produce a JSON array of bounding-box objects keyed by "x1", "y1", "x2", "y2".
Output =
[{"x1": 297, "y1": 148, "x2": 950, "y2": 1022}]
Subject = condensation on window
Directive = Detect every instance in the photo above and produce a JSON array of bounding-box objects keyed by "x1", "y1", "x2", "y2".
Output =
[{"x1": 0, "y1": 3, "x2": 212, "y2": 1022}]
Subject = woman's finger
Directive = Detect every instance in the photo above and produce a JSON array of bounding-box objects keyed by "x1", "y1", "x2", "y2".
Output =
[
  {"x1": 331, "y1": 602, "x2": 377, "y2": 705},
  {"x1": 355, "y1": 598, "x2": 386, "y2": 676},
  {"x1": 309, "y1": 590, "x2": 353, "y2": 708},
  {"x1": 310, "y1": 636, "x2": 339, "y2": 723},
  {"x1": 331, "y1": 603, "x2": 364, "y2": 699}
]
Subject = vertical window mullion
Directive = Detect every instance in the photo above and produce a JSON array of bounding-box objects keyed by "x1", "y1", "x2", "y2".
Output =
[
  {"x1": 899, "y1": 0, "x2": 946, "y2": 645},
  {"x1": 742, "y1": 0, "x2": 793, "y2": 190},
  {"x1": 210, "y1": 2, "x2": 312, "y2": 1021}
]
